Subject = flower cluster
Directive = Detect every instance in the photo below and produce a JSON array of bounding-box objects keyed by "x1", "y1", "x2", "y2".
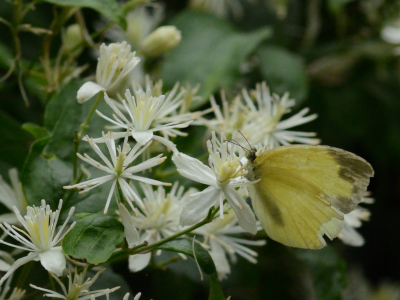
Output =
[
  {"x1": 199, "y1": 82, "x2": 320, "y2": 148},
  {"x1": 0, "y1": 2, "x2": 375, "y2": 296}
]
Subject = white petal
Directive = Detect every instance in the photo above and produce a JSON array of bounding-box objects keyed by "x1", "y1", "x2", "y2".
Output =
[
  {"x1": 77, "y1": 82, "x2": 105, "y2": 103},
  {"x1": 131, "y1": 131, "x2": 153, "y2": 146},
  {"x1": 119, "y1": 203, "x2": 140, "y2": 248},
  {"x1": 172, "y1": 153, "x2": 216, "y2": 186},
  {"x1": 180, "y1": 188, "x2": 220, "y2": 226},
  {"x1": 39, "y1": 249, "x2": 66, "y2": 277},
  {"x1": 339, "y1": 223, "x2": 365, "y2": 247},
  {"x1": 209, "y1": 239, "x2": 230, "y2": 280},
  {"x1": 129, "y1": 253, "x2": 151, "y2": 272},
  {"x1": 0, "y1": 259, "x2": 11, "y2": 272},
  {"x1": 0, "y1": 252, "x2": 38, "y2": 286},
  {"x1": 0, "y1": 213, "x2": 19, "y2": 225},
  {"x1": 225, "y1": 187, "x2": 257, "y2": 235}
]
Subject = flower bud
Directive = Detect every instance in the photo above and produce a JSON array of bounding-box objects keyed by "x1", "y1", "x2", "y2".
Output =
[
  {"x1": 63, "y1": 24, "x2": 84, "y2": 56},
  {"x1": 140, "y1": 26, "x2": 181, "y2": 57}
]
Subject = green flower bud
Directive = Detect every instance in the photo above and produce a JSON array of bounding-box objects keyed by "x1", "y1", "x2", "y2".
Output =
[{"x1": 140, "y1": 26, "x2": 181, "y2": 57}]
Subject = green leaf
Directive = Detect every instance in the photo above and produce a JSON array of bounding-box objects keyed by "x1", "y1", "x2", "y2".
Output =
[
  {"x1": 156, "y1": 238, "x2": 216, "y2": 275},
  {"x1": 62, "y1": 213, "x2": 125, "y2": 264},
  {"x1": 293, "y1": 246, "x2": 347, "y2": 300},
  {"x1": 20, "y1": 138, "x2": 72, "y2": 207},
  {"x1": 43, "y1": 79, "x2": 108, "y2": 161},
  {"x1": 162, "y1": 11, "x2": 272, "y2": 104},
  {"x1": 257, "y1": 45, "x2": 308, "y2": 103},
  {"x1": 39, "y1": 0, "x2": 126, "y2": 28},
  {"x1": 22, "y1": 123, "x2": 50, "y2": 140},
  {"x1": 0, "y1": 111, "x2": 32, "y2": 173},
  {"x1": 208, "y1": 273, "x2": 226, "y2": 300}
]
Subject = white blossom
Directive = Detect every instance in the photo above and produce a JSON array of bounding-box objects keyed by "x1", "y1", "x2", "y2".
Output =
[
  {"x1": 128, "y1": 182, "x2": 194, "y2": 272},
  {"x1": 195, "y1": 209, "x2": 266, "y2": 280},
  {"x1": 64, "y1": 132, "x2": 170, "y2": 214},
  {"x1": 339, "y1": 195, "x2": 373, "y2": 247},
  {"x1": 172, "y1": 132, "x2": 257, "y2": 234},
  {"x1": 77, "y1": 42, "x2": 140, "y2": 103},
  {"x1": 30, "y1": 266, "x2": 120, "y2": 300},
  {"x1": 105, "y1": 5, "x2": 164, "y2": 50},
  {"x1": 0, "y1": 168, "x2": 28, "y2": 224},
  {"x1": 199, "y1": 82, "x2": 319, "y2": 148},
  {"x1": 240, "y1": 82, "x2": 319, "y2": 148},
  {"x1": 0, "y1": 200, "x2": 75, "y2": 286},
  {"x1": 94, "y1": 86, "x2": 195, "y2": 152}
]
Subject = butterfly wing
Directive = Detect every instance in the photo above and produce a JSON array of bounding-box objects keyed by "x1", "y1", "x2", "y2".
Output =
[{"x1": 247, "y1": 145, "x2": 374, "y2": 249}]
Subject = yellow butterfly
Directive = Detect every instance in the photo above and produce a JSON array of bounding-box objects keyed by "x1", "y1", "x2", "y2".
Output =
[{"x1": 244, "y1": 145, "x2": 374, "y2": 249}]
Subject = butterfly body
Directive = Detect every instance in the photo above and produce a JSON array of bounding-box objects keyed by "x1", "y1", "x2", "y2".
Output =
[{"x1": 245, "y1": 145, "x2": 374, "y2": 249}]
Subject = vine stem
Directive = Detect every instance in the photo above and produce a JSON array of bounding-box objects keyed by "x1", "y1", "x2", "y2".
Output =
[
  {"x1": 77, "y1": 91, "x2": 104, "y2": 140},
  {"x1": 73, "y1": 91, "x2": 103, "y2": 181},
  {"x1": 131, "y1": 208, "x2": 218, "y2": 255},
  {"x1": 108, "y1": 208, "x2": 219, "y2": 265}
]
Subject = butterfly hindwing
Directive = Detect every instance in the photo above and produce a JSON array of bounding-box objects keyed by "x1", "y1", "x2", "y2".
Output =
[{"x1": 247, "y1": 145, "x2": 374, "y2": 249}]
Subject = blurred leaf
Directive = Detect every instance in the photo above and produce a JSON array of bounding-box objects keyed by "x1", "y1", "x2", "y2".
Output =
[
  {"x1": 257, "y1": 45, "x2": 308, "y2": 103},
  {"x1": 0, "y1": 111, "x2": 32, "y2": 173},
  {"x1": 208, "y1": 274, "x2": 226, "y2": 300},
  {"x1": 293, "y1": 246, "x2": 347, "y2": 300},
  {"x1": 0, "y1": 40, "x2": 13, "y2": 69},
  {"x1": 156, "y1": 238, "x2": 216, "y2": 275},
  {"x1": 22, "y1": 123, "x2": 50, "y2": 140},
  {"x1": 62, "y1": 213, "x2": 124, "y2": 264},
  {"x1": 162, "y1": 11, "x2": 272, "y2": 103},
  {"x1": 89, "y1": 267, "x2": 132, "y2": 298},
  {"x1": 39, "y1": 0, "x2": 126, "y2": 29},
  {"x1": 256, "y1": 241, "x2": 316, "y2": 300},
  {"x1": 20, "y1": 137, "x2": 72, "y2": 207},
  {"x1": 327, "y1": 0, "x2": 356, "y2": 14}
]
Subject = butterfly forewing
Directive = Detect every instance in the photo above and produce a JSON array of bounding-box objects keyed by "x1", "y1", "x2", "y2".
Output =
[{"x1": 246, "y1": 145, "x2": 374, "y2": 249}]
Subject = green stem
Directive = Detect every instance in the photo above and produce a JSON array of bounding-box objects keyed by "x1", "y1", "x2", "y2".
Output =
[
  {"x1": 78, "y1": 91, "x2": 103, "y2": 140},
  {"x1": 73, "y1": 92, "x2": 103, "y2": 180},
  {"x1": 130, "y1": 208, "x2": 218, "y2": 255},
  {"x1": 156, "y1": 255, "x2": 180, "y2": 269},
  {"x1": 108, "y1": 208, "x2": 218, "y2": 265}
]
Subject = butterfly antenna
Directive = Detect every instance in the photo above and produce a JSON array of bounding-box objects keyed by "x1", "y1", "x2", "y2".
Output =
[
  {"x1": 225, "y1": 138, "x2": 248, "y2": 152},
  {"x1": 237, "y1": 130, "x2": 253, "y2": 150}
]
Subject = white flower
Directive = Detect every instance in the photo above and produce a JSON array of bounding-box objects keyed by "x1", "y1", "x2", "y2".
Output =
[
  {"x1": 94, "y1": 86, "x2": 195, "y2": 152},
  {"x1": 199, "y1": 82, "x2": 319, "y2": 148},
  {"x1": 172, "y1": 132, "x2": 257, "y2": 234},
  {"x1": 77, "y1": 42, "x2": 140, "y2": 103},
  {"x1": 106, "y1": 5, "x2": 164, "y2": 50},
  {"x1": 64, "y1": 132, "x2": 170, "y2": 214},
  {"x1": 0, "y1": 200, "x2": 75, "y2": 286},
  {"x1": 339, "y1": 196, "x2": 373, "y2": 247},
  {"x1": 197, "y1": 92, "x2": 246, "y2": 140},
  {"x1": 128, "y1": 182, "x2": 194, "y2": 272},
  {"x1": 0, "y1": 168, "x2": 28, "y2": 224},
  {"x1": 381, "y1": 19, "x2": 400, "y2": 44},
  {"x1": 195, "y1": 209, "x2": 266, "y2": 280},
  {"x1": 30, "y1": 266, "x2": 120, "y2": 299},
  {"x1": 240, "y1": 82, "x2": 319, "y2": 148}
]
